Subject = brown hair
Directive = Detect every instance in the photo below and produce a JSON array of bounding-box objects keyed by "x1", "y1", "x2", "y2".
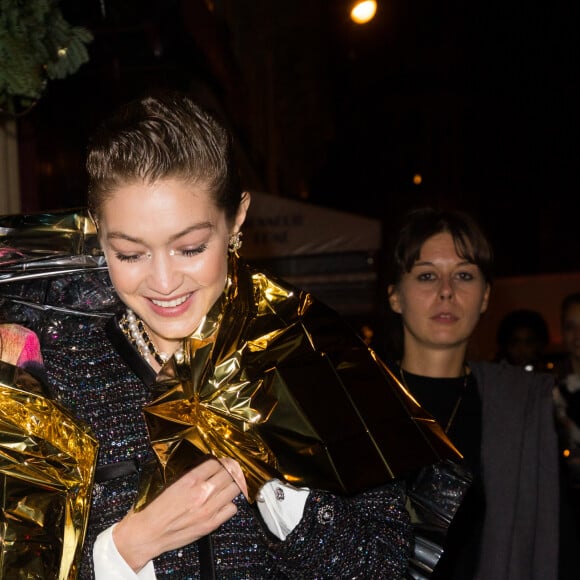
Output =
[
  {"x1": 387, "y1": 207, "x2": 494, "y2": 287},
  {"x1": 86, "y1": 91, "x2": 243, "y2": 224}
]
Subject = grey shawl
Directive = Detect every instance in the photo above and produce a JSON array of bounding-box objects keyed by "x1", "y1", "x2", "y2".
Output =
[{"x1": 470, "y1": 360, "x2": 559, "y2": 580}]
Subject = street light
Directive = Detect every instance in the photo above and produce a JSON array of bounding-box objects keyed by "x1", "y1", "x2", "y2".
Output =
[{"x1": 350, "y1": 1, "x2": 377, "y2": 24}]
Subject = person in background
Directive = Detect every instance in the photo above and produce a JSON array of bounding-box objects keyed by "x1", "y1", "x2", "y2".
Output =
[
  {"x1": 19, "y1": 91, "x2": 467, "y2": 579},
  {"x1": 554, "y1": 292, "x2": 580, "y2": 461},
  {"x1": 553, "y1": 292, "x2": 580, "y2": 544},
  {"x1": 495, "y1": 308, "x2": 551, "y2": 372},
  {"x1": 494, "y1": 298, "x2": 580, "y2": 579},
  {"x1": 385, "y1": 207, "x2": 559, "y2": 580}
]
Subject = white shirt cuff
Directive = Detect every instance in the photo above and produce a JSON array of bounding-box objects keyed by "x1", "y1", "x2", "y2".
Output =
[
  {"x1": 256, "y1": 479, "x2": 309, "y2": 540},
  {"x1": 93, "y1": 524, "x2": 157, "y2": 580}
]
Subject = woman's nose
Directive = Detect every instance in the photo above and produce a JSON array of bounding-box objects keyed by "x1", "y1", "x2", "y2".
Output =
[
  {"x1": 147, "y1": 254, "x2": 180, "y2": 293},
  {"x1": 439, "y1": 279, "x2": 454, "y2": 300}
]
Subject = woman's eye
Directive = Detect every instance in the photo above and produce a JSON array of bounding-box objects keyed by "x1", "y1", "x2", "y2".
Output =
[
  {"x1": 457, "y1": 271, "x2": 475, "y2": 281},
  {"x1": 112, "y1": 243, "x2": 208, "y2": 261},
  {"x1": 179, "y1": 244, "x2": 208, "y2": 257},
  {"x1": 417, "y1": 272, "x2": 435, "y2": 281},
  {"x1": 115, "y1": 252, "x2": 141, "y2": 263}
]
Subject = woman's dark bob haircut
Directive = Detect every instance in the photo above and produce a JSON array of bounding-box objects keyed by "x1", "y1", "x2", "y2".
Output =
[{"x1": 388, "y1": 207, "x2": 494, "y2": 287}]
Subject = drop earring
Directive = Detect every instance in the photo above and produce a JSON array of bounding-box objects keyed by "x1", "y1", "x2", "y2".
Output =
[{"x1": 228, "y1": 231, "x2": 243, "y2": 254}]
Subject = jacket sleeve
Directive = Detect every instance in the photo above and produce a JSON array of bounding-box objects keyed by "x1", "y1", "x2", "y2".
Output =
[{"x1": 263, "y1": 480, "x2": 412, "y2": 579}]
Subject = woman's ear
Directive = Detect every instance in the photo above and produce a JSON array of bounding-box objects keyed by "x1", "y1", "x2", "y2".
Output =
[
  {"x1": 235, "y1": 191, "x2": 251, "y2": 230},
  {"x1": 388, "y1": 285, "x2": 402, "y2": 314},
  {"x1": 480, "y1": 283, "x2": 491, "y2": 314}
]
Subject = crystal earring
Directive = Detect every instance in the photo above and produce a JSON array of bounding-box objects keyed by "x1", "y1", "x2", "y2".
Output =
[{"x1": 228, "y1": 231, "x2": 243, "y2": 254}]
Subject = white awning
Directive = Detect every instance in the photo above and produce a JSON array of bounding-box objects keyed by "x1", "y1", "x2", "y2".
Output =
[{"x1": 243, "y1": 191, "x2": 381, "y2": 259}]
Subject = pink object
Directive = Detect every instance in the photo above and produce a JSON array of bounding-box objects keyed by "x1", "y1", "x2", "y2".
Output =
[{"x1": 0, "y1": 323, "x2": 43, "y2": 366}]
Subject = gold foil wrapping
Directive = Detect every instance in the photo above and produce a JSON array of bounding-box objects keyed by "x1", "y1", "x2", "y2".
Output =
[
  {"x1": 0, "y1": 210, "x2": 462, "y2": 564},
  {"x1": 139, "y1": 254, "x2": 461, "y2": 505},
  {"x1": 0, "y1": 209, "x2": 101, "y2": 578},
  {"x1": 0, "y1": 208, "x2": 105, "y2": 288},
  {"x1": 0, "y1": 208, "x2": 99, "y2": 257},
  {"x1": 0, "y1": 361, "x2": 98, "y2": 579}
]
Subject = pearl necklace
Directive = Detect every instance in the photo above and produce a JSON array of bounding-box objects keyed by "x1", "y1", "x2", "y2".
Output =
[{"x1": 119, "y1": 308, "x2": 184, "y2": 367}]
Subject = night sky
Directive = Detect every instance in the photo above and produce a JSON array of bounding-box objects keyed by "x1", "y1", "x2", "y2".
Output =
[{"x1": 17, "y1": 0, "x2": 579, "y2": 277}]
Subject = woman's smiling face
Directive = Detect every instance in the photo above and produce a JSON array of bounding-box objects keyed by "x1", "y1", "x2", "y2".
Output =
[{"x1": 98, "y1": 177, "x2": 248, "y2": 356}]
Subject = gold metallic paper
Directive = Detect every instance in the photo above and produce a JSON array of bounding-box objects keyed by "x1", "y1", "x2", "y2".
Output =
[
  {"x1": 0, "y1": 208, "x2": 99, "y2": 257},
  {"x1": 0, "y1": 209, "x2": 462, "y2": 543},
  {"x1": 139, "y1": 254, "x2": 462, "y2": 505},
  {"x1": 0, "y1": 361, "x2": 98, "y2": 579},
  {"x1": 0, "y1": 209, "x2": 116, "y2": 327},
  {"x1": 0, "y1": 208, "x2": 105, "y2": 287}
]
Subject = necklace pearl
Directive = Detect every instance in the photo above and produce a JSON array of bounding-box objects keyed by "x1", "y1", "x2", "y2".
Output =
[{"x1": 120, "y1": 308, "x2": 184, "y2": 367}]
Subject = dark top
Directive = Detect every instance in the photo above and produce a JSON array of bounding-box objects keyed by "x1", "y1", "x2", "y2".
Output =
[
  {"x1": 389, "y1": 360, "x2": 560, "y2": 580},
  {"x1": 394, "y1": 367, "x2": 484, "y2": 580}
]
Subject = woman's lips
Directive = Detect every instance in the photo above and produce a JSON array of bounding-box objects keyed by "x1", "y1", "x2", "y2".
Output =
[
  {"x1": 149, "y1": 292, "x2": 193, "y2": 316},
  {"x1": 431, "y1": 312, "x2": 458, "y2": 323},
  {"x1": 151, "y1": 294, "x2": 189, "y2": 308}
]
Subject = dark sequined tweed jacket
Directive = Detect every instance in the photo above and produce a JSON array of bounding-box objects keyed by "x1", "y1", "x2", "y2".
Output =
[{"x1": 42, "y1": 317, "x2": 412, "y2": 579}]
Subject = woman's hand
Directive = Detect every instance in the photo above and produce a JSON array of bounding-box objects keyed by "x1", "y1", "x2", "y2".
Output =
[{"x1": 112, "y1": 457, "x2": 243, "y2": 572}]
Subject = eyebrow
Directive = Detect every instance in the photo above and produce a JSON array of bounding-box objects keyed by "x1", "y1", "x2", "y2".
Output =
[
  {"x1": 413, "y1": 259, "x2": 474, "y2": 267},
  {"x1": 106, "y1": 222, "x2": 214, "y2": 244}
]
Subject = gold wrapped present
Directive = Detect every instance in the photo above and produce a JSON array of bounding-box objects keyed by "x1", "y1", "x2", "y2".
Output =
[
  {"x1": 0, "y1": 209, "x2": 467, "y2": 574},
  {"x1": 0, "y1": 208, "x2": 460, "y2": 504},
  {"x1": 138, "y1": 254, "x2": 461, "y2": 505},
  {"x1": 0, "y1": 361, "x2": 98, "y2": 579}
]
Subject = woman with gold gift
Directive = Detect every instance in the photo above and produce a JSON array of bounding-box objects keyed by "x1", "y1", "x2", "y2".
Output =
[{"x1": 30, "y1": 91, "x2": 470, "y2": 579}]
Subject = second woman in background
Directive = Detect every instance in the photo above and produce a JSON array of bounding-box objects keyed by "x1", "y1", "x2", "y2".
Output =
[{"x1": 385, "y1": 207, "x2": 559, "y2": 580}]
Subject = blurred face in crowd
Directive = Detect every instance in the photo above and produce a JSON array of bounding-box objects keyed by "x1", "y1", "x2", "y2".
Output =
[
  {"x1": 504, "y1": 326, "x2": 545, "y2": 368},
  {"x1": 562, "y1": 301, "x2": 580, "y2": 362},
  {"x1": 98, "y1": 178, "x2": 249, "y2": 357},
  {"x1": 389, "y1": 232, "x2": 490, "y2": 352}
]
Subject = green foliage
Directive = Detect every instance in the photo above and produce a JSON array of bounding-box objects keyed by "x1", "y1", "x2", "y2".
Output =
[{"x1": 0, "y1": 0, "x2": 93, "y2": 116}]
